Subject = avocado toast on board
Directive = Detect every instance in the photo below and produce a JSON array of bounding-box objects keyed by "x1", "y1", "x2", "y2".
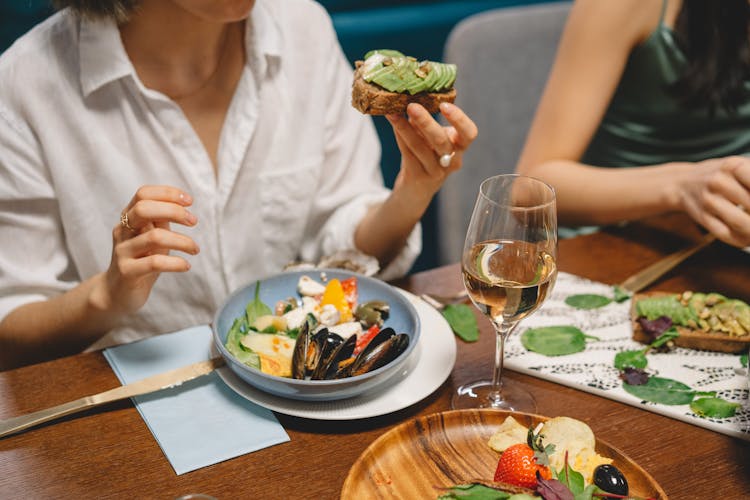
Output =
[{"x1": 631, "y1": 290, "x2": 750, "y2": 353}]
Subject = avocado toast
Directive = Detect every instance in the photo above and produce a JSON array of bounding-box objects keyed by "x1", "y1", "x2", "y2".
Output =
[
  {"x1": 351, "y1": 49, "x2": 457, "y2": 115},
  {"x1": 631, "y1": 290, "x2": 750, "y2": 353}
]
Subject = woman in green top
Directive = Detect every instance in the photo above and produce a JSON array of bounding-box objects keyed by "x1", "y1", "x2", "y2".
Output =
[{"x1": 516, "y1": 0, "x2": 750, "y2": 248}]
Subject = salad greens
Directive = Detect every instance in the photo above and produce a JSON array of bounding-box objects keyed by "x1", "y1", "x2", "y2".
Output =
[
  {"x1": 442, "y1": 303, "x2": 479, "y2": 342},
  {"x1": 520, "y1": 326, "x2": 598, "y2": 356}
]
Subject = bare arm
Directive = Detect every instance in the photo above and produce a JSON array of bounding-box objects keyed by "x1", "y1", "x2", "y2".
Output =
[
  {"x1": 517, "y1": 0, "x2": 685, "y2": 224},
  {"x1": 516, "y1": 0, "x2": 750, "y2": 247},
  {"x1": 0, "y1": 186, "x2": 199, "y2": 370},
  {"x1": 354, "y1": 102, "x2": 478, "y2": 266}
]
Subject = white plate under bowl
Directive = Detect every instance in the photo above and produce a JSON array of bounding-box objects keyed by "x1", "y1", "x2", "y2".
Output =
[{"x1": 215, "y1": 289, "x2": 457, "y2": 420}]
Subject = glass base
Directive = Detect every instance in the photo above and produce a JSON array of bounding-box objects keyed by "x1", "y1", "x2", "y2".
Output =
[{"x1": 451, "y1": 379, "x2": 537, "y2": 412}]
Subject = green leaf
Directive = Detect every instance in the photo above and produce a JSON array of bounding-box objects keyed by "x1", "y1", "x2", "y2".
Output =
[
  {"x1": 436, "y1": 484, "x2": 512, "y2": 499},
  {"x1": 574, "y1": 484, "x2": 598, "y2": 500},
  {"x1": 564, "y1": 294, "x2": 612, "y2": 310},
  {"x1": 521, "y1": 326, "x2": 598, "y2": 356},
  {"x1": 613, "y1": 285, "x2": 630, "y2": 303},
  {"x1": 650, "y1": 328, "x2": 679, "y2": 348},
  {"x1": 614, "y1": 349, "x2": 648, "y2": 370},
  {"x1": 556, "y1": 459, "x2": 585, "y2": 495},
  {"x1": 623, "y1": 376, "x2": 696, "y2": 405},
  {"x1": 741, "y1": 353, "x2": 748, "y2": 368},
  {"x1": 246, "y1": 281, "x2": 272, "y2": 326},
  {"x1": 442, "y1": 303, "x2": 479, "y2": 342},
  {"x1": 690, "y1": 397, "x2": 741, "y2": 418},
  {"x1": 224, "y1": 318, "x2": 261, "y2": 369}
]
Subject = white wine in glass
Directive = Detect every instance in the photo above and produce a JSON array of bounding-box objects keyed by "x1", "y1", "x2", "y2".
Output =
[{"x1": 452, "y1": 174, "x2": 557, "y2": 411}]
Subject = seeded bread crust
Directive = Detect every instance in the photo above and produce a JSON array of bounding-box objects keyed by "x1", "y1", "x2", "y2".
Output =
[
  {"x1": 631, "y1": 291, "x2": 750, "y2": 353},
  {"x1": 351, "y1": 63, "x2": 456, "y2": 115}
]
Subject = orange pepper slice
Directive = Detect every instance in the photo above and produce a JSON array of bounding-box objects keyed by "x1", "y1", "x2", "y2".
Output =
[{"x1": 320, "y1": 278, "x2": 353, "y2": 322}]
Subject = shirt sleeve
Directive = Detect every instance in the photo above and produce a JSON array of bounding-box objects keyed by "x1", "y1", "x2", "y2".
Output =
[
  {"x1": 298, "y1": 16, "x2": 421, "y2": 280},
  {"x1": 0, "y1": 103, "x2": 77, "y2": 322}
]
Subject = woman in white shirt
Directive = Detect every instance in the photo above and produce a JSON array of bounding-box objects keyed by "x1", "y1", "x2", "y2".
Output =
[{"x1": 0, "y1": 0, "x2": 477, "y2": 369}]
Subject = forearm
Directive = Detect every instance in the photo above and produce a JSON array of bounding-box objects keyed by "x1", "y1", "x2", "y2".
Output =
[
  {"x1": 522, "y1": 160, "x2": 693, "y2": 226},
  {"x1": 0, "y1": 273, "x2": 119, "y2": 370},
  {"x1": 354, "y1": 189, "x2": 426, "y2": 268}
]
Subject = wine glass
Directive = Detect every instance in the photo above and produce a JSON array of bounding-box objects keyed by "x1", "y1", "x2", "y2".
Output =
[{"x1": 452, "y1": 174, "x2": 557, "y2": 411}]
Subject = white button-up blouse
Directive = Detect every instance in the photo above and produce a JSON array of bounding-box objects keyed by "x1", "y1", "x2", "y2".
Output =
[{"x1": 0, "y1": 0, "x2": 420, "y2": 349}]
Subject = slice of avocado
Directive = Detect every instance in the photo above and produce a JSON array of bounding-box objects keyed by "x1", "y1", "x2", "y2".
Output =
[
  {"x1": 360, "y1": 50, "x2": 457, "y2": 94},
  {"x1": 635, "y1": 294, "x2": 698, "y2": 326},
  {"x1": 364, "y1": 49, "x2": 405, "y2": 60}
]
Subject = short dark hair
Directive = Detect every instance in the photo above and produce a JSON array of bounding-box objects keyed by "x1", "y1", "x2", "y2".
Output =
[{"x1": 53, "y1": 0, "x2": 140, "y2": 22}]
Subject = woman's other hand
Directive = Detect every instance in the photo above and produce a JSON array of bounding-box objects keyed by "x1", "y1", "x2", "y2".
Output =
[
  {"x1": 96, "y1": 185, "x2": 200, "y2": 315},
  {"x1": 681, "y1": 156, "x2": 750, "y2": 247},
  {"x1": 386, "y1": 102, "x2": 478, "y2": 209}
]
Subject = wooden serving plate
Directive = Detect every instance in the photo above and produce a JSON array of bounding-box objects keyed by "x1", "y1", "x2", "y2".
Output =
[
  {"x1": 340, "y1": 409, "x2": 667, "y2": 499},
  {"x1": 631, "y1": 292, "x2": 750, "y2": 353}
]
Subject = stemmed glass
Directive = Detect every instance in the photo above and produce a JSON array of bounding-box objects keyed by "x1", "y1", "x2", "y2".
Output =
[{"x1": 452, "y1": 174, "x2": 557, "y2": 411}]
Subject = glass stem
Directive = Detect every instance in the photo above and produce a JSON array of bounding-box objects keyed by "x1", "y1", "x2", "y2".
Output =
[{"x1": 488, "y1": 320, "x2": 519, "y2": 406}]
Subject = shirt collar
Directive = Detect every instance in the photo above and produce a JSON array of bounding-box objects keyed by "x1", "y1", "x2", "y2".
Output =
[
  {"x1": 77, "y1": 3, "x2": 283, "y2": 98},
  {"x1": 246, "y1": 1, "x2": 283, "y2": 79},
  {"x1": 78, "y1": 16, "x2": 135, "y2": 97}
]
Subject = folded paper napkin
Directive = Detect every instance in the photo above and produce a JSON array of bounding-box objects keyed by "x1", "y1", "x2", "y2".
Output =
[
  {"x1": 504, "y1": 272, "x2": 750, "y2": 440},
  {"x1": 103, "y1": 325, "x2": 289, "y2": 475}
]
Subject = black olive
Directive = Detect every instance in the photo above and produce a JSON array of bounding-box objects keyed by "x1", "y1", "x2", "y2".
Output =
[{"x1": 593, "y1": 464, "x2": 629, "y2": 496}]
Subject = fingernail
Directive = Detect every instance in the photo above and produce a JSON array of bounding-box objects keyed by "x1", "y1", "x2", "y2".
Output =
[
  {"x1": 185, "y1": 210, "x2": 197, "y2": 225},
  {"x1": 440, "y1": 102, "x2": 454, "y2": 115},
  {"x1": 193, "y1": 244, "x2": 200, "y2": 255},
  {"x1": 180, "y1": 193, "x2": 193, "y2": 205}
]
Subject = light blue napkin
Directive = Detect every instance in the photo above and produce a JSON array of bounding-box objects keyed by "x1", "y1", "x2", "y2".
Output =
[{"x1": 103, "y1": 325, "x2": 289, "y2": 475}]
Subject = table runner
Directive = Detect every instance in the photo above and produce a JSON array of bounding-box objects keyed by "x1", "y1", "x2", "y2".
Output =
[{"x1": 504, "y1": 272, "x2": 750, "y2": 440}]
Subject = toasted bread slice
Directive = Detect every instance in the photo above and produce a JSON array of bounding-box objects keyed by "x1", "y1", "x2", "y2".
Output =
[
  {"x1": 351, "y1": 64, "x2": 456, "y2": 115},
  {"x1": 631, "y1": 291, "x2": 750, "y2": 353}
]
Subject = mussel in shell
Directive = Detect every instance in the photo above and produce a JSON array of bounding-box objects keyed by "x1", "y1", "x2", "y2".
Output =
[
  {"x1": 345, "y1": 332, "x2": 409, "y2": 377},
  {"x1": 291, "y1": 323, "x2": 410, "y2": 380},
  {"x1": 292, "y1": 321, "x2": 330, "y2": 379}
]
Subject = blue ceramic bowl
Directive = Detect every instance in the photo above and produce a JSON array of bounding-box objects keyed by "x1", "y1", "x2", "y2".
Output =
[{"x1": 212, "y1": 269, "x2": 421, "y2": 401}]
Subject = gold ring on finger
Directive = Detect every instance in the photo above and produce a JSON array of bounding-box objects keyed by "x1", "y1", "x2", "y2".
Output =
[{"x1": 120, "y1": 212, "x2": 136, "y2": 232}]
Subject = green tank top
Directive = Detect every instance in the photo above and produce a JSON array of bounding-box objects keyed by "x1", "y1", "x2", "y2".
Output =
[{"x1": 582, "y1": 1, "x2": 750, "y2": 167}]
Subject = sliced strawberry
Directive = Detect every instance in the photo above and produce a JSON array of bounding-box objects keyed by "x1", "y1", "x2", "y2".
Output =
[{"x1": 493, "y1": 443, "x2": 551, "y2": 489}]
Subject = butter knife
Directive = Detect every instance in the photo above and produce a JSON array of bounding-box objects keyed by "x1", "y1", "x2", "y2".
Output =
[
  {"x1": 618, "y1": 233, "x2": 716, "y2": 293},
  {"x1": 0, "y1": 356, "x2": 225, "y2": 439}
]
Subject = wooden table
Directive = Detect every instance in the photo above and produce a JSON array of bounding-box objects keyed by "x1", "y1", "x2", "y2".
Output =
[{"x1": 1, "y1": 214, "x2": 748, "y2": 499}]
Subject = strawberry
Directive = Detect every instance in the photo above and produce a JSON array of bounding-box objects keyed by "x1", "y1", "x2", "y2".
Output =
[{"x1": 493, "y1": 443, "x2": 552, "y2": 489}]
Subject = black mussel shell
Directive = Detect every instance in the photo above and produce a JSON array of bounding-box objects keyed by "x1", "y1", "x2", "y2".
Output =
[
  {"x1": 291, "y1": 320, "x2": 310, "y2": 379},
  {"x1": 348, "y1": 332, "x2": 409, "y2": 377},
  {"x1": 310, "y1": 331, "x2": 345, "y2": 380}
]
